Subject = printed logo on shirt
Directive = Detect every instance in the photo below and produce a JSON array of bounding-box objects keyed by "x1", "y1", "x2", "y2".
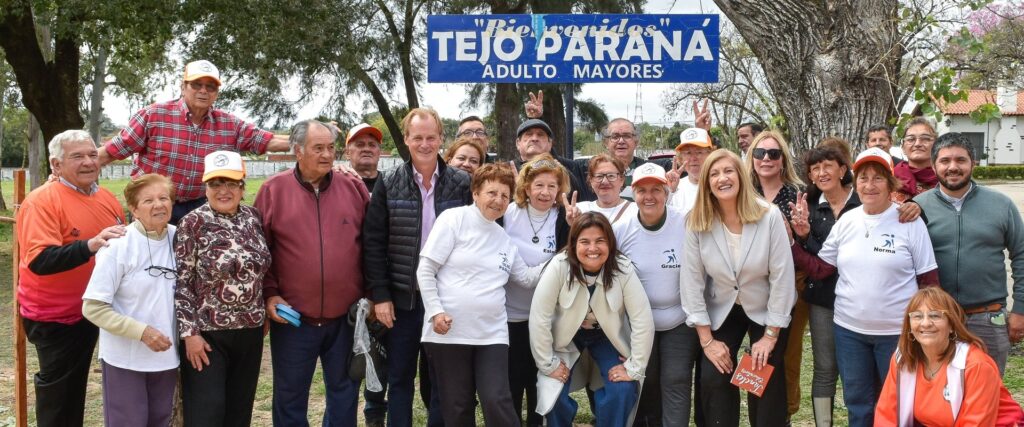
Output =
[
  {"x1": 873, "y1": 233, "x2": 896, "y2": 254},
  {"x1": 499, "y1": 252, "x2": 512, "y2": 274},
  {"x1": 661, "y1": 248, "x2": 680, "y2": 269},
  {"x1": 545, "y1": 235, "x2": 557, "y2": 254}
]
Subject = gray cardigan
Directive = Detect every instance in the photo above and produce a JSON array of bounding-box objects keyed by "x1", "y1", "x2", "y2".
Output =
[{"x1": 915, "y1": 183, "x2": 1024, "y2": 313}]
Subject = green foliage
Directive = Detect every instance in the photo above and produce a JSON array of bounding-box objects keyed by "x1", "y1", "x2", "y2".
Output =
[
  {"x1": 574, "y1": 129, "x2": 597, "y2": 152},
  {"x1": 972, "y1": 165, "x2": 1024, "y2": 180},
  {"x1": 1, "y1": 106, "x2": 28, "y2": 167}
]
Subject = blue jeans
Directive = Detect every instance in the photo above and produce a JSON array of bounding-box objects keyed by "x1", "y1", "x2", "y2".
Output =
[
  {"x1": 832, "y1": 324, "x2": 898, "y2": 427},
  {"x1": 548, "y1": 333, "x2": 638, "y2": 427},
  {"x1": 383, "y1": 304, "x2": 443, "y2": 427},
  {"x1": 270, "y1": 319, "x2": 358, "y2": 426}
]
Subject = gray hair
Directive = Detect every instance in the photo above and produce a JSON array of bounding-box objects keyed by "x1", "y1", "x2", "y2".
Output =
[
  {"x1": 288, "y1": 120, "x2": 338, "y2": 153},
  {"x1": 48, "y1": 130, "x2": 95, "y2": 161},
  {"x1": 603, "y1": 118, "x2": 636, "y2": 138},
  {"x1": 904, "y1": 116, "x2": 937, "y2": 137},
  {"x1": 931, "y1": 132, "x2": 975, "y2": 163}
]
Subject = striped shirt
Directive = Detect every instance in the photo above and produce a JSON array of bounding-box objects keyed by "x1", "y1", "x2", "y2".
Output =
[{"x1": 106, "y1": 99, "x2": 272, "y2": 201}]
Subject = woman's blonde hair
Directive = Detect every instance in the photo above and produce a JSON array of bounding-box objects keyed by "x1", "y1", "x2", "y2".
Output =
[
  {"x1": 513, "y1": 153, "x2": 571, "y2": 208},
  {"x1": 688, "y1": 149, "x2": 768, "y2": 232},
  {"x1": 745, "y1": 130, "x2": 804, "y2": 188}
]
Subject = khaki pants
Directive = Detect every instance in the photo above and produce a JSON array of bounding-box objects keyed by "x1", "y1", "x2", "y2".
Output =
[{"x1": 783, "y1": 272, "x2": 810, "y2": 417}]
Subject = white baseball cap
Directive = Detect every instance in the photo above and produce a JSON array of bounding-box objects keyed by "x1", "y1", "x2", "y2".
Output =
[
  {"x1": 853, "y1": 147, "x2": 894, "y2": 173},
  {"x1": 183, "y1": 60, "x2": 221, "y2": 85},
  {"x1": 346, "y1": 123, "x2": 383, "y2": 145},
  {"x1": 202, "y1": 150, "x2": 246, "y2": 182},
  {"x1": 631, "y1": 162, "x2": 668, "y2": 187},
  {"x1": 676, "y1": 127, "x2": 713, "y2": 150}
]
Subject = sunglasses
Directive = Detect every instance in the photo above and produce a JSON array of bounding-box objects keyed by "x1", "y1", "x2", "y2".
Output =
[{"x1": 752, "y1": 148, "x2": 783, "y2": 161}]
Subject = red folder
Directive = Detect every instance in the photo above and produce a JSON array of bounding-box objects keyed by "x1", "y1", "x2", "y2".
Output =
[{"x1": 730, "y1": 353, "x2": 774, "y2": 397}]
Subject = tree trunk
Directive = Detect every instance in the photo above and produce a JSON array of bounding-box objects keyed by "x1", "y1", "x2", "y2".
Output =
[
  {"x1": 713, "y1": 0, "x2": 902, "y2": 151},
  {"x1": 28, "y1": 114, "x2": 42, "y2": 189},
  {"x1": 0, "y1": 83, "x2": 7, "y2": 210},
  {"x1": 544, "y1": 86, "x2": 567, "y2": 157},
  {"x1": 88, "y1": 45, "x2": 107, "y2": 144},
  {"x1": 494, "y1": 83, "x2": 521, "y2": 161}
]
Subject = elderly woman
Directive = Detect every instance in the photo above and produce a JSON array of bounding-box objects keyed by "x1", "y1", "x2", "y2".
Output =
[
  {"x1": 174, "y1": 150, "x2": 272, "y2": 426},
  {"x1": 530, "y1": 212, "x2": 654, "y2": 427},
  {"x1": 82, "y1": 173, "x2": 177, "y2": 427},
  {"x1": 574, "y1": 154, "x2": 637, "y2": 224},
  {"x1": 790, "y1": 147, "x2": 938, "y2": 427},
  {"x1": 503, "y1": 153, "x2": 571, "y2": 426},
  {"x1": 681, "y1": 149, "x2": 796, "y2": 427},
  {"x1": 418, "y1": 163, "x2": 541, "y2": 426},
  {"x1": 444, "y1": 136, "x2": 486, "y2": 174},
  {"x1": 875, "y1": 288, "x2": 1024, "y2": 426},
  {"x1": 613, "y1": 163, "x2": 699, "y2": 427}
]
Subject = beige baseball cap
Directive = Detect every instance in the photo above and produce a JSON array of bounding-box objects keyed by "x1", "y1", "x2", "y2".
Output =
[
  {"x1": 202, "y1": 150, "x2": 246, "y2": 182},
  {"x1": 183, "y1": 60, "x2": 221, "y2": 85}
]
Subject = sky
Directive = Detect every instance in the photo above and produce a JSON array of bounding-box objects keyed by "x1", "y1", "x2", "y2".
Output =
[{"x1": 102, "y1": 0, "x2": 720, "y2": 128}]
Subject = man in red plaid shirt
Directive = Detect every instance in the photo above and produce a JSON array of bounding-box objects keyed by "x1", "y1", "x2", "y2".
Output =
[{"x1": 99, "y1": 60, "x2": 290, "y2": 223}]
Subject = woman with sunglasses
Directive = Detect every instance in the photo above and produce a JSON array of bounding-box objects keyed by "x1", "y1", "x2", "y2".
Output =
[
  {"x1": 574, "y1": 154, "x2": 638, "y2": 224},
  {"x1": 875, "y1": 287, "x2": 1023, "y2": 426},
  {"x1": 174, "y1": 151, "x2": 272, "y2": 426},
  {"x1": 744, "y1": 131, "x2": 807, "y2": 422},
  {"x1": 82, "y1": 174, "x2": 178, "y2": 427}
]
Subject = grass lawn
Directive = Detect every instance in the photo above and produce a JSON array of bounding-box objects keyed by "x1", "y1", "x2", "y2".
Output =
[{"x1": 0, "y1": 178, "x2": 1020, "y2": 426}]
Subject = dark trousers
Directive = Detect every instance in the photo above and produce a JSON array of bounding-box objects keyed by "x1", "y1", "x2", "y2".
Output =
[
  {"x1": 424, "y1": 343, "x2": 519, "y2": 427},
  {"x1": 636, "y1": 323, "x2": 703, "y2": 427},
  {"x1": 170, "y1": 197, "x2": 207, "y2": 225},
  {"x1": 508, "y1": 321, "x2": 543, "y2": 426},
  {"x1": 22, "y1": 318, "x2": 98, "y2": 427},
  {"x1": 270, "y1": 318, "x2": 359, "y2": 426},
  {"x1": 364, "y1": 372, "x2": 389, "y2": 423},
  {"x1": 100, "y1": 361, "x2": 177, "y2": 427},
  {"x1": 700, "y1": 305, "x2": 789, "y2": 427},
  {"x1": 179, "y1": 327, "x2": 263, "y2": 427},
  {"x1": 384, "y1": 304, "x2": 443, "y2": 427}
]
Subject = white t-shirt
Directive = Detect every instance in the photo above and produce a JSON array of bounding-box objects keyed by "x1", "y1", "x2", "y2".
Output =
[
  {"x1": 419, "y1": 206, "x2": 530, "y2": 345},
  {"x1": 668, "y1": 178, "x2": 699, "y2": 215},
  {"x1": 577, "y1": 199, "x2": 639, "y2": 225},
  {"x1": 614, "y1": 206, "x2": 689, "y2": 331},
  {"x1": 83, "y1": 225, "x2": 179, "y2": 372},
  {"x1": 502, "y1": 205, "x2": 558, "y2": 322},
  {"x1": 817, "y1": 204, "x2": 937, "y2": 335}
]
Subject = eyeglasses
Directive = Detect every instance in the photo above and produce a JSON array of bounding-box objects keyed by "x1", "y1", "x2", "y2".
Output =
[
  {"x1": 591, "y1": 173, "x2": 621, "y2": 182},
  {"x1": 752, "y1": 148, "x2": 784, "y2": 161},
  {"x1": 604, "y1": 133, "x2": 635, "y2": 141},
  {"x1": 908, "y1": 310, "x2": 946, "y2": 323},
  {"x1": 145, "y1": 265, "x2": 178, "y2": 280},
  {"x1": 207, "y1": 180, "x2": 243, "y2": 190},
  {"x1": 903, "y1": 135, "x2": 935, "y2": 145},
  {"x1": 458, "y1": 129, "x2": 488, "y2": 138},
  {"x1": 187, "y1": 81, "x2": 219, "y2": 92}
]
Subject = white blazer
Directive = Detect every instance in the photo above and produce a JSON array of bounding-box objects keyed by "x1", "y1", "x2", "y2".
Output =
[{"x1": 681, "y1": 203, "x2": 796, "y2": 330}]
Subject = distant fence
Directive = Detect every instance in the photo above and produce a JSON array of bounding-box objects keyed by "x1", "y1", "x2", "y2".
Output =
[{"x1": 0, "y1": 157, "x2": 406, "y2": 182}]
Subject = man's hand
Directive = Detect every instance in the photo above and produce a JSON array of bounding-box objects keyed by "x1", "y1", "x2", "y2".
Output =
[
  {"x1": 87, "y1": 225, "x2": 127, "y2": 253},
  {"x1": 1009, "y1": 312, "x2": 1024, "y2": 343},
  {"x1": 693, "y1": 99, "x2": 711, "y2": 131},
  {"x1": 375, "y1": 301, "x2": 396, "y2": 328},
  {"x1": 525, "y1": 90, "x2": 544, "y2": 119},
  {"x1": 265, "y1": 296, "x2": 290, "y2": 324},
  {"x1": 896, "y1": 201, "x2": 922, "y2": 223},
  {"x1": 666, "y1": 159, "x2": 685, "y2": 192}
]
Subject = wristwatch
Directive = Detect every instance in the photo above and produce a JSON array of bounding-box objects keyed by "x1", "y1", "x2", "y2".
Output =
[{"x1": 765, "y1": 328, "x2": 778, "y2": 339}]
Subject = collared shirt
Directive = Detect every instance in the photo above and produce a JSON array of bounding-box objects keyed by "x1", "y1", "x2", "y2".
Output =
[
  {"x1": 107, "y1": 98, "x2": 273, "y2": 201},
  {"x1": 414, "y1": 165, "x2": 440, "y2": 250},
  {"x1": 58, "y1": 177, "x2": 99, "y2": 196},
  {"x1": 937, "y1": 182, "x2": 975, "y2": 212}
]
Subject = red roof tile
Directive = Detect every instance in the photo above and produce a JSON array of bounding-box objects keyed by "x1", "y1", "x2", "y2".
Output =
[{"x1": 939, "y1": 90, "x2": 1024, "y2": 116}]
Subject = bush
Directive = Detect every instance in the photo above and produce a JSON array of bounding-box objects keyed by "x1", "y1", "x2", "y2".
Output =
[{"x1": 973, "y1": 165, "x2": 1024, "y2": 180}]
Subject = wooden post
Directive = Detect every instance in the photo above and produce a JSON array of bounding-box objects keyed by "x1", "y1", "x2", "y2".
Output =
[{"x1": 12, "y1": 169, "x2": 27, "y2": 427}]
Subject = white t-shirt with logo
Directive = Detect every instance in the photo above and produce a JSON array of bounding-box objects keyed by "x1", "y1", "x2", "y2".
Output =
[
  {"x1": 614, "y1": 206, "x2": 689, "y2": 331},
  {"x1": 577, "y1": 199, "x2": 639, "y2": 225},
  {"x1": 83, "y1": 226, "x2": 179, "y2": 372},
  {"x1": 668, "y1": 178, "x2": 699, "y2": 214},
  {"x1": 816, "y1": 204, "x2": 937, "y2": 335},
  {"x1": 419, "y1": 205, "x2": 530, "y2": 345},
  {"x1": 502, "y1": 205, "x2": 558, "y2": 322}
]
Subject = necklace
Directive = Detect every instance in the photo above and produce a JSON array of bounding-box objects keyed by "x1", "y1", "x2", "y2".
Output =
[
  {"x1": 924, "y1": 362, "x2": 942, "y2": 379},
  {"x1": 529, "y1": 209, "x2": 552, "y2": 244}
]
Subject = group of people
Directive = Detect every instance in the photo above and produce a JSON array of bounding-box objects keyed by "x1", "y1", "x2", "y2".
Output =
[{"x1": 14, "y1": 59, "x2": 1024, "y2": 427}]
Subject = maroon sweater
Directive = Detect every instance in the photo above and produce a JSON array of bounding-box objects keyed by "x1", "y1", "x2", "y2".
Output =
[{"x1": 255, "y1": 167, "x2": 370, "y2": 320}]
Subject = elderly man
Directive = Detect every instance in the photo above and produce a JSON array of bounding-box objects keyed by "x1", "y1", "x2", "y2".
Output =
[
  {"x1": 344, "y1": 123, "x2": 383, "y2": 193},
  {"x1": 100, "y1": 60, "x2": 290, "y2": 223},
  {"x1": 668, "y1": 127, "x2": 715, "y2": 213},
  {"x1": 514, "y1": 118, "x2": 595, "y2": 201},
  {"x1": 363, "y1": 108, "x2": 472, "y2": 427},
  {"x1": 866, "y1": 125, "x2": 905, "y2": 164},
  {"x1": 255, "y1": 120, "x2": 370, "y2": 425},
  {"x1": 893, "y1": 117, "x2": 939, "y2": 202},
  {"x1": 17, "y1": 130, "x2": 127, "y2": 427},
  {"x1": 914, "y1": 132, "x2": 1024, "y2": 375}
]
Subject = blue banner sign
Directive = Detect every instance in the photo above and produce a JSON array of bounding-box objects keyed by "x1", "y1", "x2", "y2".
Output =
[{"x1": 427, "y1": 14, "x2": 719, "y2": 83}]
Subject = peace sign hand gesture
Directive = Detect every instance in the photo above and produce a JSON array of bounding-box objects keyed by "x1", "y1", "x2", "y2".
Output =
[
  {"x1": 666, "y1": 159, "x2": 686, "y2": 192},
  {"x1": 525, "y1": 90, "x2": 544, "y2": 119},
  {"x1": 562, "y1": 191, "x2": 580, "y2": 225},
  {"x1": 787, "y1": 191, "x2": 810, "y2": 239},
  {"x1": 693, "y1": 99, "x2": 711, "y2": 131}
]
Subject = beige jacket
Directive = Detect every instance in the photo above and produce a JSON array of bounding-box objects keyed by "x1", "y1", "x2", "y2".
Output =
[{"x1": 529, "y1": 253, "x2": 654, "y2": 415}]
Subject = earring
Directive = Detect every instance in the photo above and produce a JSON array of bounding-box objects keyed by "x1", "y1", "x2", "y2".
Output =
[{"x1": 950, "y1": 331, "x2": 958, "y2": 341}]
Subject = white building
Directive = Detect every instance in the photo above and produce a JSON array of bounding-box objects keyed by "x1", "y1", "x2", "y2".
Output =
[{"x1": 937, "y1": 88, "x2": 1024, "y2": 165}]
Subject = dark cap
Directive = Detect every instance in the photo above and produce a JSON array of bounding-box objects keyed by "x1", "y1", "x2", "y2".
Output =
[{"x1": 516, "y1": 119, "x2": 553, "y2": 138}]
